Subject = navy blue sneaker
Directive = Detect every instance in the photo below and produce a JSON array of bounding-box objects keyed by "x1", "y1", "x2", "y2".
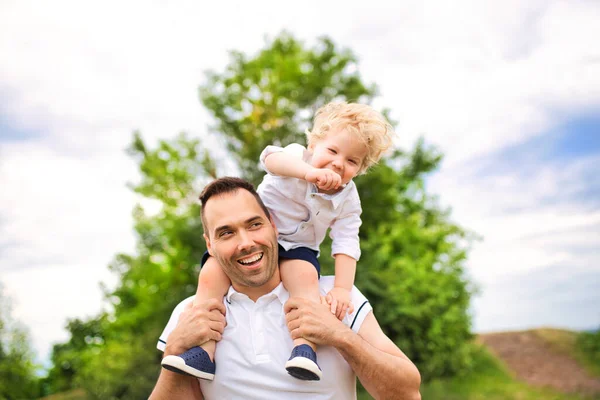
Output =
[
  {"x1": 285, "y1": 344, "x2": 323, "y2": 381},
  {"x1": 161, "y1": 346, "x2": 215, "y2": 380}
]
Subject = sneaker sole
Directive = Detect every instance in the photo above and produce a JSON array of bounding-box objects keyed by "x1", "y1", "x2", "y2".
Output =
[
  {"x1": 285, "y1": 357, "x2": 322, "y2": 381},
  {"x1": 161, "y1": 355, "x2": 215, "y2": 381}
]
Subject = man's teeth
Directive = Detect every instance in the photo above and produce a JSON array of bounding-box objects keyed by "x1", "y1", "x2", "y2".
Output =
[{"x1": 239, "y1": 253, "x2": 263, "y2": 265}]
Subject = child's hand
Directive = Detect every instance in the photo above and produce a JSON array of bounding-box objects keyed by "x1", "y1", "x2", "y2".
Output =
[
  {"x1": 305, "y1": 168, "x2": 342, "y2": 191},
  {"x1": 325, "y1": 287, "x2": 354, "y2": 320}
]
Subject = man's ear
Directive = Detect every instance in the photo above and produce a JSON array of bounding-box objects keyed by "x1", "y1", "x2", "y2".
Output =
[
  {"x1": 203, "y1": 233, "x2": 213, "y2": 256},
  {"x1": 269, "y1": 217, "x2": 278, "y2": 236}
]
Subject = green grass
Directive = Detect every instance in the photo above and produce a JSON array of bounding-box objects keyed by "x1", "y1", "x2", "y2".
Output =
[
  {"x1": 39, "y1": 389, "x2": 88, "y2": 400},
  {"x1": 43, "y1": 329, "x2": 600, "y2": 400},
  {"x1": 417, "y1": 345, "x2": 593, "y2": 400},
  {"x1": 535, "y1": 328, "x2": 600, "y2": 378}
]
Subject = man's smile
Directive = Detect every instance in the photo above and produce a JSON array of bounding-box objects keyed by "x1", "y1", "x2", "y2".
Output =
[{"x1": 237, "y1": 252, "x2": 264, "y2": 268}]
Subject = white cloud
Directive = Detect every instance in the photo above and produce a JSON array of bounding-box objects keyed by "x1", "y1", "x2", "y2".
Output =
[{"x1": 0, "y1": 0, "x2": 599, "y2": 362}]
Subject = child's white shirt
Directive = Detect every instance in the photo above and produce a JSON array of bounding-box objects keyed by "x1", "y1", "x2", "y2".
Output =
[{"x1": 257, "y1": 143, "x2": 362, "y2": 261}]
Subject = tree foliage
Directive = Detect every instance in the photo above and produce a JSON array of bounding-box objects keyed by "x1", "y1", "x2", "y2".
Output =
[
  {"x1": 45, "y1": 32, "x2": 476, "y2": 398},
  {"x1": 0, "y1": 286, "x2": 41, "y2": 400},
  {"x1": 200, "y1": 33, "x2": 375, "y2": 186}
]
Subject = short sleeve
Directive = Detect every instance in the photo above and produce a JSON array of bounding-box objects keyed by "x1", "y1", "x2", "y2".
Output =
[
  {"x1": 329, "y1": 190, "x2": 362, "y2": 260},
  {"x1": 318, "y1": 276, "x2": 372, "y2": 333},
  {"x1": 157, "y1": 296, "x2": 195, "y2": 352},
  {"x1": 259, "y1": 143, "x2": 308, "y2": 174},
  {"x1": 347, "y1": 285, "x2": 372, "y2": 333}
]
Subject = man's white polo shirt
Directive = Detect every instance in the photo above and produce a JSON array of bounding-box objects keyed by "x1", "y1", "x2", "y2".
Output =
[{"x1": 157, "y1": 276, "x2": 372, "y2": 400}]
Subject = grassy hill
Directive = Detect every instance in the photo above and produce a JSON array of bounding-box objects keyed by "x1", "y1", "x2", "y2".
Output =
[
  {"x1": 44, "y1": 329, "x2": 600, "y2": 400},
  {"x1": 418, "y1": 328, "x2": 600, "y2": 400}
]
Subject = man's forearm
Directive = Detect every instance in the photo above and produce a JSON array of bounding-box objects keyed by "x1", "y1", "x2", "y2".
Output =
[
  {"x1": 334, "y1": 329, "x2": 421, "y2": 400},
  {"x1": 149, "y1": 369, "x2": 203, "y2": 400}
]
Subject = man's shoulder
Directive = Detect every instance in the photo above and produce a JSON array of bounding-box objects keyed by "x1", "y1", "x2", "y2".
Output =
[
  {"x1": 317, "y1": 276, "x2": 371, "y2": 331},
  {"x1": 318, "y1": 276, "x2": 336, "y2": 291}
]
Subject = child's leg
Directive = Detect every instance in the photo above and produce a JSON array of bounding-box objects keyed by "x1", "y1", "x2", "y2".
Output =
[
  {"x1": 280, "y1": 258, "x2": 321, "y2": 350},
  {"x1": 281, "y1": 258, "x2": 323, "y2": 381},
  {"x1": 194, "y1": 256, "x2": 231, "y2": 361},
  {"x1": 161, "y1": 256, "x2": 230, "y2": 380}
]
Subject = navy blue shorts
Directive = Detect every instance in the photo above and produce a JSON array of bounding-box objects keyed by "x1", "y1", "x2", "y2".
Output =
[
  {"x1": 278, "y1": 245, "x2": 321, "y2": 276},
  {"x1": 200, "y1": 245, "x2": 321, "y2": 276}
]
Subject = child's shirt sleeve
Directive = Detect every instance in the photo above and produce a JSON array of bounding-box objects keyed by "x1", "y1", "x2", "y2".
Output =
[
  {"x1": 329, "y1": 189, "x2": 362, "y2": 261},
  {"x1": 259, "y1": 143, "x2": 307, "y2": 175}
]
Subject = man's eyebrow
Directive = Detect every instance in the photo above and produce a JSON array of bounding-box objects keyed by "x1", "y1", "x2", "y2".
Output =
[
  {"x1": 213, "y1": 215, "x2": 264, "y2": 235},
  {"x1": 213, "y1": 224, "x2": 232, "y2": 236},
  {"x1": 245, "y1": 215, "x2": 265, "y2": 225}
]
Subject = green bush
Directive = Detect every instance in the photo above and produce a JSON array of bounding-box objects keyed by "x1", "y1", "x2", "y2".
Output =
[{"x1": 576, "y1": 328, "x2": 600, "y2": 375}]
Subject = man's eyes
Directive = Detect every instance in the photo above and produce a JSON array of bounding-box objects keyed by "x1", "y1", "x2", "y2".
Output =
[
  {"x1": 219, "y1": 231, "x2": 233, "y2": 238},
  {"x1": 249, "y1": 222, "x2": 263, "y2": 229}
]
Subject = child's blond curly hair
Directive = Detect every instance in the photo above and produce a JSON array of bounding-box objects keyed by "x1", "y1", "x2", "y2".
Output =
[{"x1": 306, "y1": 102, "x2": 394, "y2": 174}]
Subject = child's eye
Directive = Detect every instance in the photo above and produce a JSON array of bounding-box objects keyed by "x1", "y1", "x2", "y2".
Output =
[
  {"x1": 328, "y1": 148, "x2": 337, "y2": 154},
  {"x1": 349, "y1": 159, "x2": 358, "y2": 165}
]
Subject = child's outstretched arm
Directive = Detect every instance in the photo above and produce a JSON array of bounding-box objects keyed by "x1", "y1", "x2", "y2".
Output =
[
  {"x1": 328, "y1": 194, "x2": 362, "y2": 320},
  {"x1": 327, "y1": 253, "x2": 357, "y2": 320},
  {"x1": 264, "y1": 152, "x2": 341, "y2": 191}
]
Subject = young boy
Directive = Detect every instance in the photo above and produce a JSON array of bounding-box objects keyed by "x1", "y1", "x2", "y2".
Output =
[{"x1": 161, "y1": 102, "x2": 394, "y2": 381}]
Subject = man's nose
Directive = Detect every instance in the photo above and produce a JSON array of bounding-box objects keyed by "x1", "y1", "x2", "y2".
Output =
[{"x1": 237, "y1": 230, "x2": 254, "y2": 250}]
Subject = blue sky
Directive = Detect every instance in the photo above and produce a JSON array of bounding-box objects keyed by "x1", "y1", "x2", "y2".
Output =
[
  {"x1": 1, "y1": 0, "x2": 599, "y2": 364},
  {"x1": 434, "y1": 113, "x2": 600, "y2": 332}
]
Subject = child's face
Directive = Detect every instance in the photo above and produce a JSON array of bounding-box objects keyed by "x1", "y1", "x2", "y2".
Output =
[{"x1": 308, "y1": 128, "x2": 368, "y2": 188}]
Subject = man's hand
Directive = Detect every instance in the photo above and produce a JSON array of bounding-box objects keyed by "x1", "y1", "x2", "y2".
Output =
[
  {"x1": 284, "y1": 297, "x2": 351, "y2": 347},
  {"x1": 326, "y1": 287, "x2": 354, "y2": 320},
  {"x1": 304, "y1": 168, "x2": 342, "y2": 191},
  {"x1": 164, "y1": 299, "x2": 226, "y2": 356}
]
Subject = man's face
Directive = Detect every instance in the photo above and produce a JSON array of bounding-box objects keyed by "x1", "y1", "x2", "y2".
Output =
[{"x1": 203, "y1": 189, "x2": 280, "y2": 298}]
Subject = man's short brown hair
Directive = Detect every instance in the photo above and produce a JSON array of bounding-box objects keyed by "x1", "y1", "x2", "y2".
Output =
[{"x1": 199, "y1": 177, "x2": 271, "y2": 235}]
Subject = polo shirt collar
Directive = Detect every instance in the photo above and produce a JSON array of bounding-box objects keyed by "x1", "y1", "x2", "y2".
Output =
[{"x1": 225, "y1": 282, "x2": 289, "y2": 305}]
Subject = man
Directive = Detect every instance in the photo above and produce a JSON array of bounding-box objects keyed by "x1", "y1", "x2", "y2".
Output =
[{"x1": 150, "y1": 177, "x2": 421, "y2": 400}]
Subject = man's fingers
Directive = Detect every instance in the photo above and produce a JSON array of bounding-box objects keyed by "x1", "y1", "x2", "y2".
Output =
[
  {"x1": 207, "y1": 309, "x2": 227, "y2": 324},
  {"x1": 285, "y1": 308, "x2": 300, "y2": 324},
  {"x1": 205, "y1": 298, "x2": 227, "y2": 314},
  {"x1": 207, "y1": 320, "x2": 226, "y2": 334},
  {"x1": 286, "y1": 318, "x2": 301, "y2": 333},
  {"x1": 284, "y1": 297, "x2": 306, "y2": 313}
]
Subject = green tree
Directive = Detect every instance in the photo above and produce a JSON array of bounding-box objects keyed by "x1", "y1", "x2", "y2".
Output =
[
  {"x1": 200, "y1": 32, "x2": 477, "y2": 380},
  {"x1": 46, "y1": 31, "x2": 476, "y2": 398},
  {"x1": 41, "y1": 317, "x2": 107, "y2": 395},
  {"x1": 200, "y1": 32, "x2": 375, "y2": 186},
  {"x1": 0, "y1": 285, "x2": 41, "y2": 400}
]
